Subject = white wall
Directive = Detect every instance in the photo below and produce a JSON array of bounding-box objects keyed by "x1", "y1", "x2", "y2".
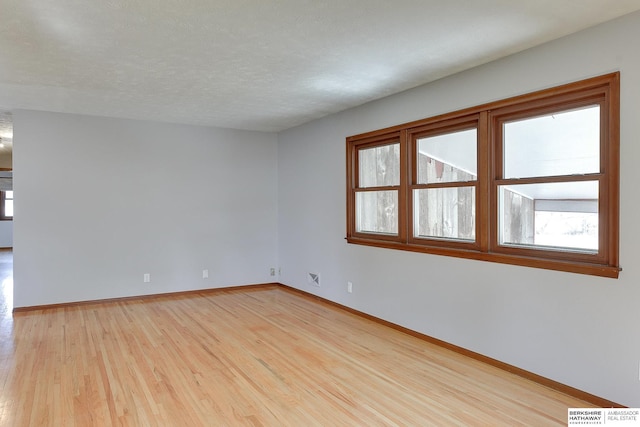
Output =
[
  {"x1": 278, "y1": 11, "x2": 640, "y2": 407},
  {"x1": 13, "y1": 111, "x2": 278, "y2": 307},
  {"x1": 0, "y1": 221, "x2": 12, "y2": 248}
]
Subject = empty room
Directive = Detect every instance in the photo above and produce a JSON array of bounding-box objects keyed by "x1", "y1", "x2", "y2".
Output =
[{"x1": 2, "y1": 1, "x2": 640, "y2": 425}]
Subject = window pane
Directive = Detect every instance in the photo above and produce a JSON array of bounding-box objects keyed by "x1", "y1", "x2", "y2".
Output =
[
  {"x1": 499, "y1": 181, "x2": 598, "y2": 251},
  {"x1": 413, "y1": 187, "x2": 475, "y2": 241},
  {"x1": 417, "y1": 129, "x2": 476, "y2": 184},
  {"x1": 503, "y1": 105, "x2": 600, "y2": 179},
  {"x1": 5, "y1": 191, "x2": 12, "y2": 199},
  {"x1": 5, "y1": 200, "x2": 12, "y2": 217},
  {"x1": 535, "y1": 211, "x2": 598, "y2": 251},
  {"x1": 356, "y1": 191, "x2": 398, "y2": 235},
  {"x1": 359, "y1": 143, "x2": 400, "y2": 188}
]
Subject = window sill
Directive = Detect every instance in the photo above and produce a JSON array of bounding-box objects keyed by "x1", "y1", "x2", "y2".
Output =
[{"x1": 346, "y1": 237, "x2": 620, "y2": 278}]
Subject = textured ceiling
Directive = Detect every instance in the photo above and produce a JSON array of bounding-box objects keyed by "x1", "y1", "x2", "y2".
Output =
[{"x1": 1, "y1": 1, "x2": 639, "y2": 132}]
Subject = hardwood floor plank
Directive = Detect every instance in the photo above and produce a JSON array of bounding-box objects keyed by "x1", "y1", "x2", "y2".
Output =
[{"x1": 1, "y1": 287, "x2": 595, "y2": 426}]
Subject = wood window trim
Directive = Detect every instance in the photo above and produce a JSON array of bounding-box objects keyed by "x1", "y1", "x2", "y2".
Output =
[
  {"x1": 349, "y1": 133, "x2": 404, "y2": 243},
  {"x1": 346, "y1": 73, "x2": 620, "y2": 278},
  {"x1": 407, "y1": 115, "x2": 483, "y2": 252}
]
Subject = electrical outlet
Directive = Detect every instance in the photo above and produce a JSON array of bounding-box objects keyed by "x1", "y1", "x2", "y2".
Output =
[
  {"x1": 347, "y1": 281, "x2": 353, "y2": 293},
  {"x1": 203, "y1": 269, "x2": 209, "y2": 279},
  {"x1": 270, "y1": 268, "x2": 276, "y2": 277},
  {"x1": 308, "y1": 272, "x2": 320, "y2": 287},
  {"x1": 143, "y1": 273, "x2": 150, "y2": 283}
]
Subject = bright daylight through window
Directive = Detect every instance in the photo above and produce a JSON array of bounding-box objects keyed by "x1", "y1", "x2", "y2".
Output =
[
  {"x1": 346, "y1": 73, "x2": 620, "y2": 277},
  {"x1": 0, "y1": 191, "x2": 12, "y2": 220},
  {"x1": 499, "y1": 106, "x2": 600, "y2": 251}
]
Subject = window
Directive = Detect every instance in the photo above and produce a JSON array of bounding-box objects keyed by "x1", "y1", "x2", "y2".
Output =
[
  {"x1": 356, "y1": 141, "x2": 400, "y2": 236},
  {"x1": 409, "y1": 118, "x2": 480, "y2": 249},
  {"x1": 0, "y1": 190, "x2": 12, "y2": 220},
  {"x1": 346, "y1": 73, "x2": 620, "y2": 278}
]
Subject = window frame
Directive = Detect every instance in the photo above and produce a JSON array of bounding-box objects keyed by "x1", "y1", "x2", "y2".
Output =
[
  {"x1": 407, "y1": 114, "x2": 483, "y2": 251},
  {"x1": 348, "y1": 132, "x2": 406, "y2": 244},
  {"x1": 0, "y1": 190, "x2": 13, "y2": 220},
  {"x1": 490, "y1": 93, "x2": 610, "y2": 266},
  {"x1": 346, "y1": 73, "x2": 620, "y2": 278}
]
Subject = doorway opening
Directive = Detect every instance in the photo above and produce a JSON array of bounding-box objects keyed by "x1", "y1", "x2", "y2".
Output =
[{"x1": 0, "y1": 111, "x2": 13, "y2": 312}]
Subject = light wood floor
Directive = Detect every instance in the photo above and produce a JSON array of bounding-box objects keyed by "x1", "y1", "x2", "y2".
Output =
[{"x1": 0, "y1": 271, "x2": 593, "y2": 425}]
